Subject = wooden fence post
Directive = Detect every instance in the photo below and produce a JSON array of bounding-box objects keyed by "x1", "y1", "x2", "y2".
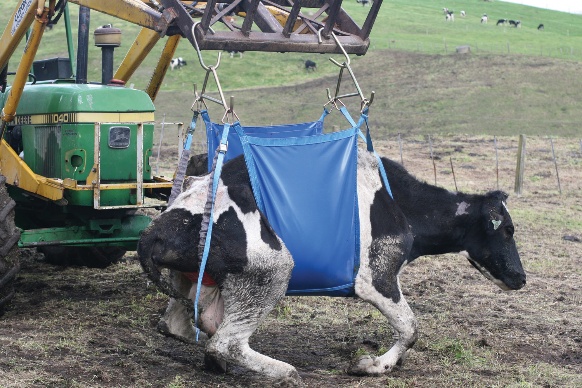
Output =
[
  {"x1": 450, "y1": 156, "x2": 458, "y2": 191},
  {"x1": 514, "y1": 134, "x2": 526, "y2": 195},
  {"x1": 398, "y1": 133, "x2": 404, "y2": 166},
  {"x1": 494, "y1": 135, "x2": 499, "y2": 190},
  {"x1": 428, "y1": 135, "x2": 437, "y2": 185},
  {"x1": 550, "y1": 138, "x2": 562, "y2": 194}
]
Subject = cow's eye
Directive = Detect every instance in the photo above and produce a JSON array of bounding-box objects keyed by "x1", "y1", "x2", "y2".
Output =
[{"x1": 505, "y1": 225, "x2": 514, "y2": 237}]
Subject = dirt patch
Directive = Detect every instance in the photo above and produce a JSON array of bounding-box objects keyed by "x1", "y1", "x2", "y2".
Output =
[{"x1": 0, "y1": 136, "x2": 580, "y2": 387}]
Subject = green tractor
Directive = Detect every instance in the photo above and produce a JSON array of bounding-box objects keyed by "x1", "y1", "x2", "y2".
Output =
[
  {"x1": 0, "y1": 2, "x2": 175, "y2": 314},
  {"x1": 0, "y1": 0, "x2": 382, "y2": 314}
]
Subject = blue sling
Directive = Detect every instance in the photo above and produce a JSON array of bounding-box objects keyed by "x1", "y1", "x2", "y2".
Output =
[{"x1": 202, "y1": 108, "x2": 379, "y2": 296}]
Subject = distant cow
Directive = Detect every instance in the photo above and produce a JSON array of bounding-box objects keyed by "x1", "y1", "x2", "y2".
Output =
[
  {"x1": 509, "y1": 20, "x2": 521, "y2": 28},
  {"x1": 460, "y1": 10, "x2": 466, "y2": 17},
  {"x1": 356, "y1": 0, "x2": 370, "y2": 6},
  {"x1": 481, "y1": 14, "x2": 488, "y2": 24},
  {"x1": 305, "y1": 60, "x2": 317, "y2": 71},
  {"x1": 497, "y1": 19, "x2": 507, "y2": 26},
  {"x1": 170, "y1": 57, "x2": 187, "y2": 70},
  {"x1": 224, "y1": 50, "x2": 243, "y2": 58},
  {"x1": 538, "y1": 23, "x2": 544, "y2": 31}
]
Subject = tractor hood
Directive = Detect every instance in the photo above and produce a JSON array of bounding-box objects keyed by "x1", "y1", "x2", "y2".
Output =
[{"x1": 0, "y1": 81, "x2": 155, "y2": 116}]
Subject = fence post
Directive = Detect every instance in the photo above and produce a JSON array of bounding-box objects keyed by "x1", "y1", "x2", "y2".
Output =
[
  {"x1": 494, "y1": 135, "x2": 499, "y2": 190},
  {"x1": 398, "y1": 133, "x2": 404, "y2": 165},
  {"x1": 155, "y1": 113, "x2": 166, "y2": 176},
  {"x1": 514, "y1": 134, "x2": 526, "y2": 195},
  {"x1": 428, "y1": 135, "x2": 437, "y2": 185},
  {"x1": 450, "y1": 156, "x2": 458, "y2": 191},
  {"x1": 550, "y1": 138, "x2": 562, "y2": 194},
  {"x1": 177, "y1": 122, "x2": 184, "y2": 159}
]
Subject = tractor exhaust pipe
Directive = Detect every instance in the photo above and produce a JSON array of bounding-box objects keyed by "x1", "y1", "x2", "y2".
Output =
[{"x1": 75, "y1": 6, "x2": 90, "y2": 84}]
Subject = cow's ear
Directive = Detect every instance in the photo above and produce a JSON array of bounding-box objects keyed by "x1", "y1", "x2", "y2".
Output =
[{"x1": 489, "y1": 210, "x2": 505, "y2": 231}]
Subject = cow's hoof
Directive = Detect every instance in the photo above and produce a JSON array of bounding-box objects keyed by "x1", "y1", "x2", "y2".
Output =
[
  {"x1": 204, "y1": 353, "x2": 228, "y2": 373},
  {"x1": 347, "y1": 355, "x2": 385, "y2": 376},
  {"x1": 397, "y1": 349, "x2": 411, "y2": 366},
  {"x1": 272, "y1": 370, "x2": 303, "y2": 387},
  {"x1": 157, "y1": 319, "x2": 205, "y2": 344}
]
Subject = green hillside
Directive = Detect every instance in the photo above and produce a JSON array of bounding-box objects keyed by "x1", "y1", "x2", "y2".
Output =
[{"x1": 1, "y1": 1, "x2": 581, "y2": 137}]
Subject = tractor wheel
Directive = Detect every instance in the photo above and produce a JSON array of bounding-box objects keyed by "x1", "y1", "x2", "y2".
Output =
[
  {"x1": 38, "y1": 246, "x2": 127, "y2": 269},
  {"x1": 0, "y1": 176, "x2": 21, "y2": 316}
]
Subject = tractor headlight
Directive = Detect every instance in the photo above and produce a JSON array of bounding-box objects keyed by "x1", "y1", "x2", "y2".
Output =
[{"x1": 108, "y1": 126, "x2": 130, "y2": 149}]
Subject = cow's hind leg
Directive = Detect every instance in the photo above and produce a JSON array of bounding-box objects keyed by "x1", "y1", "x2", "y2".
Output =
[
  {"x1": 351, "y1": 275, "x2": 417, "y2": 375},
  {"x1": 205, "y1": 255, "x2": 299, "y2": 385}
]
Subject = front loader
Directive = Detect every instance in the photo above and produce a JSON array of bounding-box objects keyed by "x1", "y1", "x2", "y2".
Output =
[{"x1": 0, "y1": 0, "x2": 383, "y2": 313}]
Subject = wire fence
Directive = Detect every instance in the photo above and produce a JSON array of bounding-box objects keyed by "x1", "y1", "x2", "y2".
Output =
[{"x1": 153, "y1": 120, "x2": 581, "y2": 197}]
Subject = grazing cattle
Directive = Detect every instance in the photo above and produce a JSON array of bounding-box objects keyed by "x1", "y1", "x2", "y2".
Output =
[
  {"x1": 509, "y1": 20, "x2": 521, "y2": 28},
  {"x1": 356, "y1": 0, "x2": 370, "y2": 6},
  {"x1": 461, "y1": 10, "x2": 466, "y2": 17},
  {"x1": 443, "y1": 8, "x2": 454, "y2": 22},
  {"x1": 538, "y1": 23, "x2": 544, "y2": 31},
  {"x1": 497, "y1": 18, "x2": 508, "y2": 26},
  {"x1": 481, "y1": 14, "x2": 488, "y2": 24},
  {"x1": 224, "y1": 50, "x2": 243, "y2": 58},
  {"x1": 138, "y1": 150, "x2": 526, "y2": 385},
  {"x1": 304, "y1": 59, "x2": 317, "y2": 71},
  {"x1": 170, "y1": 57, "x2": 187, "y2": 70}
]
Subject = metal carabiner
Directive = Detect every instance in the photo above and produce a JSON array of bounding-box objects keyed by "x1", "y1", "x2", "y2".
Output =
[
  {"x1": 190, "y1": 22, "x2": 237, "y2": 122},
  {"x1": 324, "y1": 31, "x2": 374, "y2": 113}
]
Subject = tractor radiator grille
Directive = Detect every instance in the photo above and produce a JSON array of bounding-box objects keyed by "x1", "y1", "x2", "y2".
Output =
[{"x1": 34, "y1": 125, "x2": 62, "y2": 178}]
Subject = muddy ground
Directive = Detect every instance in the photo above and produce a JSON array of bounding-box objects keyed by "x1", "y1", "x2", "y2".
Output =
[{"x1": 0, "y1": 135, "x2": 580, "y2": 387}]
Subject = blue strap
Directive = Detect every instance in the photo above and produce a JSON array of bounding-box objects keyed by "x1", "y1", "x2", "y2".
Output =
[
  {"x1": 318, "y1": 107, "x2": 331, "y2": 122},
  {"x1": 194, "y1": 121, "x2": 232, "y2": 340},
  {"x1": 340, "y1": 106, "x2": 394, "y2": 200}
]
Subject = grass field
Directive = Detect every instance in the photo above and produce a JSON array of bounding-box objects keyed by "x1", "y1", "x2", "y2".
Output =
[{"x1": 2, "y1": 2, "x2": 582, "y2": 87}]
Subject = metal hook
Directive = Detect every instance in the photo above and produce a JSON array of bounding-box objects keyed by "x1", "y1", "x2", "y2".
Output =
[
  {"x1": 191, "y1": 22, "x2": 219, "y2": 71},
  {"x1": 190, "y1": 22, "x2": 237, "y2": 122},
  {"x1": 322, "y1": 32, "x2": 374, "y2": 112}
]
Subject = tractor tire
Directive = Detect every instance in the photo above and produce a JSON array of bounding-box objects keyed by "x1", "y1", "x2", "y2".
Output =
[
  {"x1": 0, "y1": 175, "x2": 21, "y2": 316},
  {"x1": 38, "y1": 246, "x2": 126, "y2": 269}
]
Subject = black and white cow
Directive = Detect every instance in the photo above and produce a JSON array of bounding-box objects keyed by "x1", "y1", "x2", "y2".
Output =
[
  {"x1": 223, "y1": 50, "x2": 244, "y2": 58},
  {"x1": 497, "y1": 18, "x2": 508, "y2": 26},
  {"x1": 170, "y1": 57, "x2": 187, "y2": 70},
  {"x1": 356, "y1": 0, "x2": 370, "y2": 6},
  {"x1": 538, "y1": 23, "x2": 544, "y2": 31},
  {"x1": 481, "y1": 14, "x2": 488, "y2": 24},
  {"x1": 138, "y1": 152, "x2": 526, "y2": 385},
  {"x1": 304, "y1": 60, "x2": 317, "y2": 71},
  {"x1": 509, "y1": 20, "x2": 521, "y2": 28}
]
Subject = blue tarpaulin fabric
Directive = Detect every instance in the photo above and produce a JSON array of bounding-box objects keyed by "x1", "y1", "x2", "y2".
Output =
[
  {"x1": 203, "y1": 110, "x2": 364, "y2": 296},
  {"x1": 236, "y1": 126, "x2": 360, "y2": 296},
  {"x1": 203, "y1": 110, "x2": 326, "y2": 172}
]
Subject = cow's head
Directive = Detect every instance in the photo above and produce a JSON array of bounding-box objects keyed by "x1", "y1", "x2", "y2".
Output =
[{"x1": 462, "y1": 191, "x2": 526, "y2": 290}]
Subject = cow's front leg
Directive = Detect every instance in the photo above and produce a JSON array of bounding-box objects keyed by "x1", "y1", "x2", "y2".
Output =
[
  {"x1": 157, "y1": 270, "x2": 198, "y2": 343},
  {"x1": 351, "y1": 236, "x2": 418, "y2": 375},
  {"x1": 205, "y1": 253, "x2": 300, "y2": 385},
  {"x1": 158, "y1": 270, "x2": 224, "y2": 343},
  {"x1": 350, "y1": 282, "x2": 417, "y2": 375}
]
